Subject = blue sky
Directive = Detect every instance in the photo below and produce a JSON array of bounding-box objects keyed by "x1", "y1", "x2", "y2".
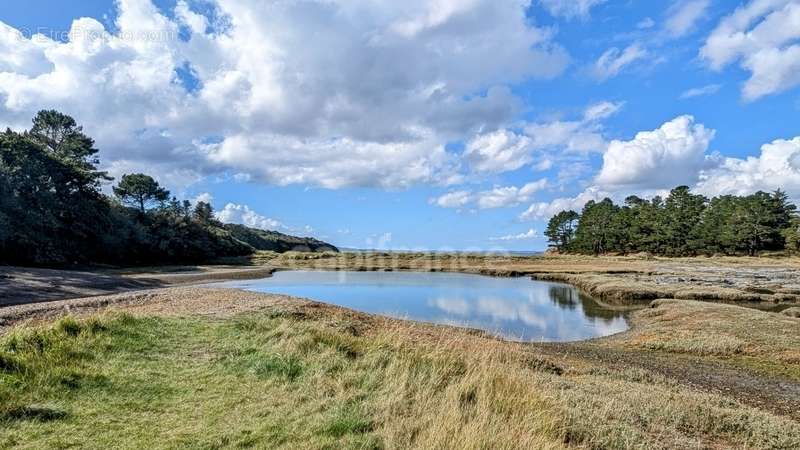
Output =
[{"x1": 2, "y1": 0, "x2": 800, "y2": 251}]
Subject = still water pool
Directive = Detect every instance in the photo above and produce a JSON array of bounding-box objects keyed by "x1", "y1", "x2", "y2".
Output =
[{"x1": 216, "y1": 270, "x2": 629, "y2": 342}]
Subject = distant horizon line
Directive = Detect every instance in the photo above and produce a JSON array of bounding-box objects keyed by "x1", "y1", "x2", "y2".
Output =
[{"x1": 336, "y1": 248, "x2": 545, "y2": 255}]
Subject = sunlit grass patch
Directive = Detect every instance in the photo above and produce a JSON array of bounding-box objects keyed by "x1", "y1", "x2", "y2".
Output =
[
  {"x1": 624, "y1": 300, "x2": 800, "y2": 372},
  {"x1": 550, "y1": 371, "x2": 799, "y2": 450},
  {"x1": 640, "y1": 335, "x2": 746, "y2": 356}
]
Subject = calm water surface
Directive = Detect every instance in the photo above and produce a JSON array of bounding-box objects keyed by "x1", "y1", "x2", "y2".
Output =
[{"x1": 218, "y1": 271, "x2": 629, "y2": 342}]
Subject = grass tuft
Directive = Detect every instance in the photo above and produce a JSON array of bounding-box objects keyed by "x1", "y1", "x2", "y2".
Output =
[
  {"x1": 322, "y1": 403, "x2": 375, "y2": 438},
  {"x1": 252, "y1": 353, "x2": 303, "y2": 381},
  {"x1": 55, "y1": 316, "x2": 83, "y2": 337},
  {"x1": 781, "y1": 307, "x2": 800, "y2": 318}
]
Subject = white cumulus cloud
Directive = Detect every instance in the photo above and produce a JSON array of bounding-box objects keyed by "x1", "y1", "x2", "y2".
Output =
[
  {"x1": 520, "y1": 186, "x2": 610, "y2": 220},
  {"x1": 217, "y1": 203, "x2": 284, "y2": 231},
  {"x1": 192, "y1": 192, "x2": 214, "y2": 205},
  {"x1": 430, "y1": 190, "x2": 473, "y2": 209},
  {"x1": 520, "y1": 116, "x2": 715, "y2": 221},
  {"x1": 524, "y1": 101, "x2": 623, "y2": 154},
  {"x1": 431, "y1": 179, "x2": 548, "y2": 210},
  {"x1": 595, "y1": 115, "x2": 716, "y2": 189},
  {"x1": 520, "y1": 125, "x2": 800, "y2": 223},
  {"x1": 429, "y1": 178, "x2": 548, "y2": 209},
  {"x1": 0, "y1": 0, "x2": 569, "y2": 190},
  {"x1": 464, "y1": 129, "x2": 533, "y2": 174},
  {"x1": 475, "y1": 179, "x2": 549, "y2": 209},
  {"x1": 696, "y1": 136, "x2": 800, "y2": 198},
  {"x1": 701, "y1": 0, "x2": 800, "y2": 100}
]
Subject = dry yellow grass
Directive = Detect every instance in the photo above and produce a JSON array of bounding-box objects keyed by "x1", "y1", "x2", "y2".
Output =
[{"x1": 621, "y1": 299, "x2": 800, "y2": 360}]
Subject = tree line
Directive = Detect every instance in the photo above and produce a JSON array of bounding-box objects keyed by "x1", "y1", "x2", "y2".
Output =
[
  {"x1": 0, "y1": 110, "x2": 335, "y2": 267},
  {"x1": 545, "y1": 186, "x2": 800, "y2": 257}
]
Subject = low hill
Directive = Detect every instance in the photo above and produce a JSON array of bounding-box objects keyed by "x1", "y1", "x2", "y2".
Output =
[{"x1": 224, "y1": 224, "x2": 339, "y2": 253}]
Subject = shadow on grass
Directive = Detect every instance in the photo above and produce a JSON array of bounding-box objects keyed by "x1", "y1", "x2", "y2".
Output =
[{"x1": 1, "y1": 406, "x2": 69, "y2": 423}]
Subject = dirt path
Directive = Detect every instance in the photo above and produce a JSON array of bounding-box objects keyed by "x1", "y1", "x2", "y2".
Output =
[{"x1": 538, "y1": 342, "x2": 800, "y2": 421}]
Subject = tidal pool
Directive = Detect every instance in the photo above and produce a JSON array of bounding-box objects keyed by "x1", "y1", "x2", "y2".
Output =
[{"x1": 217, "y1": 270, "x2": 629, "y2": 342}]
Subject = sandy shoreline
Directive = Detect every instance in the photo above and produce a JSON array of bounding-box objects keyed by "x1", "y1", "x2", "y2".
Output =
[{"x1": 0, "y1": 265, "x2": 277, "y2": 307}]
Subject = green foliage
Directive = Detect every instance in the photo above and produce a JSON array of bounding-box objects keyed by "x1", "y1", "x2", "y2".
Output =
[
  {"x1": 548, "y1": 186, "x2": 799, "y2": 257},
  {"x1": 661, "y1": 186, "x2": 707, "y2": 256},
  {"x1": 4, "y1": 306, "x2": 799, "y2": 449},
  {"x1": 0, "y1": 126, "x2": 112, "y2": 264},
  {"x1": 224, "y1": 223, "x2": 340, "y2": 253},
  {"x1": 27, "y1": 110, "x2": 111, "y2": 191},
  {"x1": 0, "y1": 110, "x2": 334, "y2": 266},
  {"x1": 573, "y1": 199, "x2": 622, "y2": 255},
  {"x1": 783, "y1": 217, "x2": 800, "y2": 253},
  {"x1": 113, "y1": 173, "x2": 170, "y2": 213},
  {"x1": 192, "y1": 201, "x2": 218, "y2": 226},
  {"x1": 544, "y1": 210, "x2": 579, "y2": 252},
  {"x1": 322, "y1": 403, "x2": 375, "y2": 438}
]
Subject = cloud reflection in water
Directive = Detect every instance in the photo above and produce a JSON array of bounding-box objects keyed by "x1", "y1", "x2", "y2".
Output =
[{"x1": 218, "y1": 271, "x2": 629, "y2": 342}]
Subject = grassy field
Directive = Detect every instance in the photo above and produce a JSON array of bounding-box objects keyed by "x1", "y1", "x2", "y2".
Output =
[{"x1": 1, "y1": 287, "x2": 799, "y2": 449}]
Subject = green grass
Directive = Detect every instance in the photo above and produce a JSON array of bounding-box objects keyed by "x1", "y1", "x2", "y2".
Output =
[
  {"x1": 0, "y1": 313, "x2": 385, "y2": 449},
  {"x1": 1, "y1": 310, "x2": 799, "y2": 449}
]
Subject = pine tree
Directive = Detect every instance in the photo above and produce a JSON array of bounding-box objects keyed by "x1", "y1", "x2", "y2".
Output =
[
  {"x1": 113, "y1": 174, "x2": 170, "y2": 213},
  {"x1": 544, "y1": 210, "x2": 580, "y2": 252}
]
